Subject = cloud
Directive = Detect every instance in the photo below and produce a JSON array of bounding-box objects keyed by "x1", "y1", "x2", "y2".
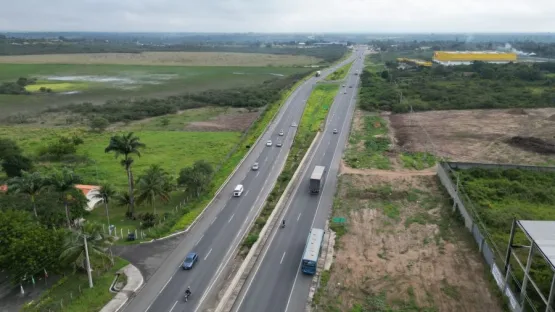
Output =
[{"x1": 1, "y1": 0, "x2": 554, "y2": 32}]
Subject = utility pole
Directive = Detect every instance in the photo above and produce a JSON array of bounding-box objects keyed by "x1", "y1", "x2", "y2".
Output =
[{"x1": 83, "y1": 234, "x2": 93, "y2": 288}]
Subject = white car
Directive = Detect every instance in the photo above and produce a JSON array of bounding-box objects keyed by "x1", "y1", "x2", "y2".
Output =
[
  {"x1": 252, "y1": 163, "x2": 259, "y2": 170},
  {"x1": 333, "y1": 129, "x2": 338, "y2": 134},
  {"x1": 266, "y1": 140, "x2": 272, "y2": 146},
  {"x1": 342, "y1": 84, "x2": 346, "y2": 87},
  {"x1": 279, "y1": 130, "x2": 284, "y2": 136},
  {"x1": 276, "y1": 142, "x2": 283, "y2": 147},
  {"x1": 292, "y1": 122, "x2": 297, "y2": 127}
]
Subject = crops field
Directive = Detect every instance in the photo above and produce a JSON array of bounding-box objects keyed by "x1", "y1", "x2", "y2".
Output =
[
  {"x1": 0, "y1": 51, "x2": 321, "y2": 67},
  {"x1": 0, "y1": 63, "x2": 309, "y2": 114},
  {"x1": 0, "y1": 126, "x2": 242, "y2": 189}
]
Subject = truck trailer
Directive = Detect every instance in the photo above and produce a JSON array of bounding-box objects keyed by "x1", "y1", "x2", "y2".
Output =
[{"x1": 309, "y1": 165, "x2": 326, "y2": 194}]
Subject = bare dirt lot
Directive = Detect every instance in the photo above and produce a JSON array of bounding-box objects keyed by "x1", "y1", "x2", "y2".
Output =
[
  {"x1": 184, "y1": 110, "x2": 260, "y2": 132},
  {"x1": 390, "y1": 108, "x2": 555, "y2": 166},
  {"x1": 318, "y1": 173, "x2": 503, "y2": 312},
  {"x1": 0, "y1": 52, "x2": 320, "y2": 67}
]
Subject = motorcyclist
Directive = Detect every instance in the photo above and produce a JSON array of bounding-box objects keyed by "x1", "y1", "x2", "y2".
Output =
[
  {"x1": 185, "y1": 286, "x2": 192, "y2": 297},
  {"x1": 282, "y1": 219, "x2": 286, "y2": 228}
]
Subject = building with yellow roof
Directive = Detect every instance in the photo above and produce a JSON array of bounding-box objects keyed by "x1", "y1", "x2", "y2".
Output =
[{"x1": 433, "y1": 51, "x2": 517, "y2": 66}]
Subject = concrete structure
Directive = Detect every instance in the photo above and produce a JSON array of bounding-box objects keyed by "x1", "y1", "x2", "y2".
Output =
[
  {"x1": 433, "y1": 51, "x2": 517, "y2": 66},
  {"x1": 397, "y1": 57, "x2": 432, "y2": 67}
]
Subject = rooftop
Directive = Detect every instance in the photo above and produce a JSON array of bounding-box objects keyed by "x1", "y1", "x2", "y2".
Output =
[{"x1": 518, "y1": 220, "x2": 555, "y2": 269}]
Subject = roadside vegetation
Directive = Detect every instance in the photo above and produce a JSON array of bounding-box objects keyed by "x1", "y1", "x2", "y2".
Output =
[
  {"x1": 240, "y1": 83, "x2": 339, "y2": 253},
  {"x1": 455, "y1": 167, "x2": 555, "y2": 311},
  {"x1": 325, "y1": 61, "x2": 353, "y2": 81},
  {"x1": 316, "y1": 174, "x2": 504, "y2": 312}
]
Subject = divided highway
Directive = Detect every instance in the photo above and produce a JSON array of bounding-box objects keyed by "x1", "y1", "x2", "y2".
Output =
[
  {"x1": 121, "y1": 53, "x2": 358, "y2": 312},
  {"x1": 231, "y1": 49, "x2": 366, "y2": 312}
]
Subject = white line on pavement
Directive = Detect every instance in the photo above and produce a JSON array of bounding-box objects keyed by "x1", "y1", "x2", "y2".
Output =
[
  {"x1": 280, "y1": 252, "x2": 286, "y2": 264},
  {"x1": 204, "y1": 248, "x2": 212, "y2": 260},
  {"x1": 228, "y1": 214, "x2": 235, "y2": 223},
  {"x1": 195, "y1": 234, "x2": 204, "y2": 246},
  {"x1": 210, "y1": 216, "x2": 217, "y2": 225},
  {"x1": 159, "y1": 276, "x2": 173, "y2": 295},
  {"x1": 245, "y1": 190, "x2": 249, "y2": 196},
  {"x1": 256, "y1": 171, "x2": 260, "y2": 177},
  {"x1": 169, "y1": 301, "x2": 178, "y2": 312},
  {"x1": 297, "y1": 213, "x2": 301, "y2": 221}
]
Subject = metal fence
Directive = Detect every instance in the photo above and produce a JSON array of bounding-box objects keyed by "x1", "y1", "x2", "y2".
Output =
[{"x1": 436, "y1": 162, "x2": 521, "y2": 311}]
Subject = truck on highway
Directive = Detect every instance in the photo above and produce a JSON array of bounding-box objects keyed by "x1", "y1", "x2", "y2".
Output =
[
  {"x1": 315, "y1": 70, "x2": 321, "y2": 77},
  {"x1": 309, "y1": 165, "x2": 326, "y2": 194}
]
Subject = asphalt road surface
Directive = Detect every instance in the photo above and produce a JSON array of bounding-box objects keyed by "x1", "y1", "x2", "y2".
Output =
[
  {"x1": 121, "y1": 53, "x2": 359, "y2": 312},
  {"x1": 231, "y1": 48, "x2": 366, "y2": 312}
]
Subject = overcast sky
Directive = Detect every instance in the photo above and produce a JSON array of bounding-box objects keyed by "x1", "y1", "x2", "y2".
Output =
[{"x1": 1, "y1": 0, "x2": 554, "y2": 32}]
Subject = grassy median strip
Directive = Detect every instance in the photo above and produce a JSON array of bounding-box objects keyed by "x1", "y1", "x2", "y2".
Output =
[
  {"x1": 240, "y1": 83, "x2": 339, "y2": 254},
  {"x1": 325, "y1": 61, "x2": 353, "y2": 81}
]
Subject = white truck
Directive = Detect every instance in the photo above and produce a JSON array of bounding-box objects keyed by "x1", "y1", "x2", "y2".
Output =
[
  {"x1": 315, "y1": 71, "x2": 321, "y2": 77},
  {"x1": 309, "y1": 166, "x2": 326, "y2": 194}
]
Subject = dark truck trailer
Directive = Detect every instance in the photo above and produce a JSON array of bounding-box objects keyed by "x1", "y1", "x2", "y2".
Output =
[{"x1": 309, "y1": 165, "x2": 326, "y2": 194}]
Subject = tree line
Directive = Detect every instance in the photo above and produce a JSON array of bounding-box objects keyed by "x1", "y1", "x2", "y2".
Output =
[
  {"x1": 0, "y1": 132, "x2": 214, "y2": 286},
  {"x1": 358, "y1": 61, "x2": 555, "y2": 113}
]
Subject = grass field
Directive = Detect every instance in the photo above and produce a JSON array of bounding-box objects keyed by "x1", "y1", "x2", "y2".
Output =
[
  {"x1": 0, "y1": 126, "x2": 242, "y2": 189},
  {"x1": 0, "y1": 63, "x2": 309, "y2": 115},
  {"x1": 0, "y1": 51, "x2": 321, "y2": 67},
  {"x1": 316, "y1": 173, "x2": 503, "y2": 312},
  {"x1": 23, "y1": 257, "x2": 129, "y2": 312}
]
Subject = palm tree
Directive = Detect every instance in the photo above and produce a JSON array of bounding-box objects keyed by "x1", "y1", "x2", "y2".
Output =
[
  {"x1": 49, "y1": 168, "x2": 82, "y2": 228},
  {"x1": 7, "y1": 171, "x2": 47, "y2": 217},
  {"x1": 136, "y1": 165, "x2": 172, "y2": 215},
  {"x1": 115, "y1": 191, "x2": 132, "y2": 216},
  {"x1": 91, "y1": 183, "x2": 116, "y2": 233},
  {"x1": 104, "y1": 132, "x2": 145, "y2": 218},
  {"x1": 60, "y1": 221, "x2": 114, "y2": 273}
]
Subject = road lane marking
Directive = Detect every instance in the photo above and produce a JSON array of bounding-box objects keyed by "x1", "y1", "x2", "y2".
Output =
[
  {"x1": 297, "y1": 213, "x2": 302, "y2": 221},
  {"x1": 264, "y1": 156, "x2": 268, "y2": 162},
  {"x1": 256, "y1": 171, "x2": 260, "y2": 177},
  {"x1": 210, "y1": 216, "x2": 217, "y2": 225},
  {"x1": 280, "y1": 252, "x2": 286, "y2": 264},
  {"x1": 195, "y1": 234, "x2": 204, "y2": 246},
  {"x1": 204, "y1": 248, "x2": 212, "y2": 260},
  {"x1": 159, "y1": 276, "x2": 173, "y2": 295},
  {"x1": 228, "y1": 214, "x2": 235, "y2": 223},
  {"x1": 169, "y1": 301, "x2": 178, "y2": 312},
  {"x1": 285, "y1": 63, "x2": 360, "y2": 312},
  {"x1": 322, "y1": 151, "x2": 326, "y2": 157},
  {"x1": 245, "y1": 190, "x2": 249, "y2": 196}
]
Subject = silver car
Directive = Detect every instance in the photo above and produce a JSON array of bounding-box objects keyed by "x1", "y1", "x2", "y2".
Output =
[
  {"x1": 252, "y1": 162, "x2": 259, "y2": 170},
  {"x1": 276, "y1": 142, "x2": 283, "y2": 147},
  {"x1": 266, "y1": 140, "x2": 272, "y2": 146},
  {"x1": 279, "y1": 130, "x2": 284, "y2": 136}
]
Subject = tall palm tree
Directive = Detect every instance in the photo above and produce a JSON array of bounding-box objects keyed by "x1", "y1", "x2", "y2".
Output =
[
  {"x1": 49, "y1": 168, "x2": 82, "y2": 228},
  {"x1": 91, "y1": 183, "x2": 116, "y2": 233},
  {"x1": 115, "y1": 191, "x2": 132, "y2": 216},
  {"x1": 104, "y1": 132, "x2": 145, "y2": 218},
  {"x1": 60, "y1": 221, "x2": 114, "y2": 272},
  {"x1": 136, "y1": 165, "x2": 172, "y2": 215},
  {"x1": 7, "y1": 171, "x2": 47, "y2": 217}
]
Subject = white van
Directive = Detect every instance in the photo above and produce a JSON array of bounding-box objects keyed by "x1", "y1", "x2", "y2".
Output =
[{"x1": 233, "y1": 184, "x2": 244, "y2": 197}]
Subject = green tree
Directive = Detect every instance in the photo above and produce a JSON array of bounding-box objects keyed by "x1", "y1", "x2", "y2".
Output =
[
  {"x1": 7, "y1": 171, "x2": 47, "y2": 217},
  {"x1": 115, "y1": 191, "x2": 132, "y2": 217},
  {"x1": 60, "y1": 221, "x2": 114, "y2": 272},
  {"x1": 91, "y1": 183, "x2": 116, "y2": 232},
  {"x1": 0, "y1": 210, "x2": 65, "y2": 283},
  {"x1": 136, "y1": 165, "x2": 173, "y2": 215},
  {"x1": 1, "y1": 154, "x2": 33, "y2": 178},
  {"x1": 178, "y1": 160, "x2": 214, "y2": 198},
  {"x1": 48, "y1": 168, "x2": 82, "y2": 228},
  {"x1": 104, "y1": 132, "x2": 145, "y2": 217},
  {"x1": 89, "y1": 116, "x2": 110, "y2": 132}
]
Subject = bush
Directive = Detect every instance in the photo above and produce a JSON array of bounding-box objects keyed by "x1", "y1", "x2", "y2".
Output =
[{"x1": 242, "y1": 234, "x2": 259, "y2": 248}]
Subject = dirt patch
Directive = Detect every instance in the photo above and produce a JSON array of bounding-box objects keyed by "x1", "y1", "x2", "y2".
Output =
[
  {"x1": 339, "y1": 159, "x2": 436, "y2": 177},
  {"x1": 185, "y1": 111, "x2": 260, "y2": 132},
  {"x1": 389, "y1": 108, "x2": 555, "y2": 165},
  {"x1": 507, "y1": 108, "x2": 528, "y2": 115},
  {"x1": 318, "y1": 174, "x2": 503, "y2": 312},
  {"x1": 0, "y1": 52, "x2": 319, "y2": 67},
  {"x1": 505, "y1": 136, "x2": 555, "y2": 154}
]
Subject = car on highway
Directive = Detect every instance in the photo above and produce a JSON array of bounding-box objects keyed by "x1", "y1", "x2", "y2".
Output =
[
  {"x1": 344, "y1": 91, "x2": 347, "y2": 94},
  {"x1": 342, "y1": 84, "x2": 346, "y2": 87},
  {"x1": 292, "y1": 122, "x2": 297, "y2": 127},
  {"x1": 279, "y1": 130, "x2": 284, "y2": 136},
  {"x1": 276, "y1": 141, "x2": 283, "y2": 147},
  {"x1": 252, "y1": 162, "x2": 259, "y2": 170},
  {"x1": 182, "y1": 252, "x2": 198, "y2": 270},
  {"x1": 333, "y1": 129, "x2": 338, "y2": 134},
  {"x1": 266, "y1": 140, "x2": 272, "y2": 146},
  {"x1": 349, "y1": 85, "x2": 353, "y2": 88}
]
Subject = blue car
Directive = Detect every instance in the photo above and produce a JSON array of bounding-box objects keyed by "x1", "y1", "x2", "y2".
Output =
[{"x1": 182, "y1": 252, "x2": 198, "y2": 270}]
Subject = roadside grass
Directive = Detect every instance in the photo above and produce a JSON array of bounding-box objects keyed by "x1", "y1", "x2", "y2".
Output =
[
  {"x1": 25, "y1": 81, "x2": 92, "y2": 92},
  {"x1": 344, "y1": 114, "x2": 391, "y2": 169},
  {"x1": 22, "y1": 257, "x2": 129, "y2": 312},
  {"x1": 325, "y1": 61, "x2": 353, "y2": 81},
  {"x1": 0, "y1": 64, "x2": 307, "y2": 115},
  {"x1": 240, "y1": 82, "x2": 339, "y2": 254}
]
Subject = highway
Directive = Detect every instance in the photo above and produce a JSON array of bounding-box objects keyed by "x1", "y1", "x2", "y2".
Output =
[
  {"x1": 231, "y1": 48, "x2": 366, "y2": 312},
  {"x1": 121, "y1": 53, "x2": 358, "y2": 312}
]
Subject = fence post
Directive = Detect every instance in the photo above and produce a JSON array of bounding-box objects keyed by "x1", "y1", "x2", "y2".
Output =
[{"x1": 120, "y1": 228, "x2": 123, "y2": 239}]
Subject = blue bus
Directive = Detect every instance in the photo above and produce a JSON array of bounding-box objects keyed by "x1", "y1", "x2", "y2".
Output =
[{"x1": 301, "y1": 228, "x2": 325, "y2": 275}]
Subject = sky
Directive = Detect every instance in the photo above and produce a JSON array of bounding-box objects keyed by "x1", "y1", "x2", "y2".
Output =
[{"x1": 1, "y1": 0, "x2": 555, "y2": 32}]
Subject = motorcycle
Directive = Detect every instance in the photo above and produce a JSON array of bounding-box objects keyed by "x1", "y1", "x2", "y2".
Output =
[{"x1": 184, "y1": 292, "x2": 191, "y2": 302}]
